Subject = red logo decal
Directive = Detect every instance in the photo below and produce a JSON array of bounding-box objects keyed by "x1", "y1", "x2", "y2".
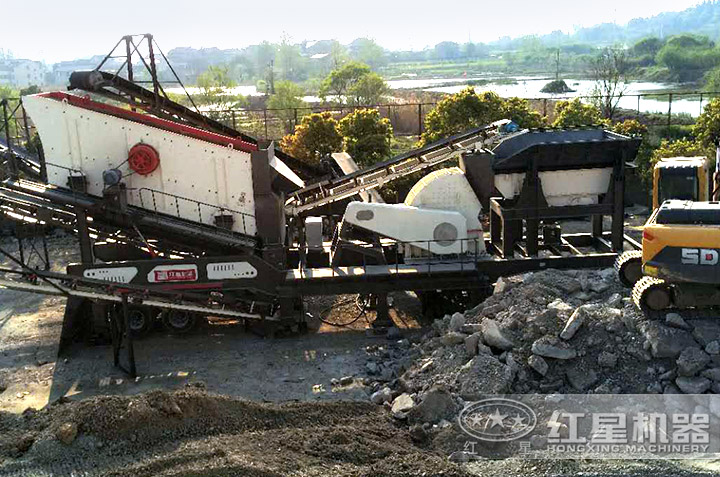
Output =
[{"x1": 153, "y1": 269, "x2": 197, "y2": 282}]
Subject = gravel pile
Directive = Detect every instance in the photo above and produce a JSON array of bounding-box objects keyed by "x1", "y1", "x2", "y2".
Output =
[
  {"x1": 364, "y1": 268, "x2": 720, "y2": 428},
  {"x1": 0, "y1": 387, "x2": 471, "y2": 476}
]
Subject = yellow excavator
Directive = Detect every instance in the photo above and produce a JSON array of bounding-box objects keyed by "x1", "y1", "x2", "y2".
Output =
[
  {"x1": 616, "y1": 155, "x2": 715, "y2": 287},
  {"x1": 631, "y1": 200, "x2": 720, "y2": 317}
]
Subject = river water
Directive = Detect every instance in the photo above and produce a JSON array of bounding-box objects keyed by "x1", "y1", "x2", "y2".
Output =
[
  {"x1": 388, "y1": 76, "x2": 711, "y2": 117},
  {"x1": 168, "y1": 76, "x2": 714, "y2": 117}
]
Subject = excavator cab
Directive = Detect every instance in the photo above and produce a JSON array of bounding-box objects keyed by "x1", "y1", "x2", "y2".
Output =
[{"x1": 652, "y1": 157, "x2": 710, "y2": 210}]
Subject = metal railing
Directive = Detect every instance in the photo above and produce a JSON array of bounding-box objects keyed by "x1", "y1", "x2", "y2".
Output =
[{"x1": 129, "y1": 187, "x2": 255, "y2": 237}]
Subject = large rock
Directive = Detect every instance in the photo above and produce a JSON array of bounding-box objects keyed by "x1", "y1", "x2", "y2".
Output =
[
  {"x1": 675, "y1": 376, "x2": 711, "y2": 394},
  {"x1": 56, "y1": 422, "x2": 78, "y2": 445},
  {"x1": 560, "y1": 306, "x2": 589, "y2": 340},
  {"x1": 481, "y1": 318, "x2": 514, "y2": 350},
  {"x1": 370, "y1": 387, "x2": 392, "y2": 404},
  {"x1": 391, "y1": 393, "x2": 415, "y2": 414},
  {"x1": 676, "y1": 348, "x2": 711, "y2": 376},
  {"x1": 442, "y1": 332, "x2": 466, "y2": 346},
  {"x1": 597, "y1": 352, "x2": 618, "y2": 368},
  {"x1": 457, "y1": 354, "x2": 514, "y2": 399},
  {"x1": 690, "y1": 320, "x2": 720, "y2": 347},
  {"x1": 641, "y1": 322, "x2": 699, "y2": 358},
  {"x1": 701, "y1": 367, "x2": 720, "y2": 382},
  {"x1": 449, "y1": 312, "x2": 465, "y2": 332},
  {"x1": 528, "y1": 355, "x2": 549, "y2": 376},
  {"x1": 407, "y1": 387, "x2": 459, "y2": 424},
  {"x1": 464, "y1": 332, "x2": 482, "y2": 355},
  {"x1": 531, "y1": 336, "x2": 577, "y2": 360},
  {"x1": 665, "y1": 313, "x2": 690, "y2": 330}
]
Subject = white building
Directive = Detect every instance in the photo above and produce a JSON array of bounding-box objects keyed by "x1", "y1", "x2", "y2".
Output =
[{"x1": 0, "y1": 59, "x2": 47, "y2": 87}]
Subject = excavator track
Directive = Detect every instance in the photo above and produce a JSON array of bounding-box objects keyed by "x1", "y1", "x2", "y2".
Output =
[
  {"x1": 632, "y1": 276, "x2": 672, "y2": 318},
  {"x1": 615, "y1": 250, "x2": 643, "y2": 288},
  {"x1": 632, "y1": 276, "x2": 720, "y2": 321}
]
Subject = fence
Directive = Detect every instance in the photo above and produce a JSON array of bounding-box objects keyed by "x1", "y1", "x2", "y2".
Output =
[
  {"x1": 2, "y1": 90, "x2": 720, "y2": 152},
  {"x1": 201, "y1": 90, "x2": 720, "y2": 142}
]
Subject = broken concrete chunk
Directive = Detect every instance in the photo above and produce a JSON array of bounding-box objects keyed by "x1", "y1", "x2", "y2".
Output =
[
  {"x1": 560, "y1": 306, "x2": 588, "y2": 340},
  {"x1": 370, "y1": 387, "x2": 392, "y2": 405},
  {"x1": 464, "y1": 332, "x2": 482, "y2": 356},
  {"x1": 706, "y1": 341, "x2": 720, "y2": 355},
  {"x1": 528, "y1": 355, "x2": 548, "y2": 376},
  {"x1": 407, "y1": 387, "x2": 459, "y2": 424},
  {"x1": 641, "y1": 322, "x2": 699, "y2": 358},
  {"x1": 675, "y1": 376, "x2": 711, "y2": 394},
  {"x1": 457, "y1": 354, "x2": 514, "y2": 399},
  {"x1": 531, "y1": 336, "x2": 577, "y2": 360},
  {"x1": 449, "y1": 312, "x2": 465, "y2": 332},
  {"x1": 442, "y1": 332, "x2": 466, "y2": 346},
  {"x1": 676, "y1": 348, "x2": 711, "y2": 377},
  {"x1": 690, "y1": 320, "x2": 720, "y2": 347},
  {"x1": 665, "y1": 313, "x2": 690, "y2": 330},
  {"x1": 597, "y1": 351, "x2": 618, "y2": 368},
  {"x1": 481, "y1": 318, "x2": 514, "y2": 350}
]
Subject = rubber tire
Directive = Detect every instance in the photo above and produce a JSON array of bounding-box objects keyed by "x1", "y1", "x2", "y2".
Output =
[
  {"x1": 162, "y1": 310, "x2": 198, "y2": 334},
  {"x1": 127, "y1": 306, "x2": 154, "y2": 338}
]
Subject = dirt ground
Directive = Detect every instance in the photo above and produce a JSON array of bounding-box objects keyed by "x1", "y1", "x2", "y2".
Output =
[{"x1": 2, "y1": 218, "x2": 720, "y2": 475}]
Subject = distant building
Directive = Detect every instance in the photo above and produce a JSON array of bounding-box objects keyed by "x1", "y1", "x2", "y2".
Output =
[
  {"x1": 0, "y1": 59, "x2": 46, "y2": 88},
  {"x1": 50, "y1": 56, "x2": 108, "y2": 86}
]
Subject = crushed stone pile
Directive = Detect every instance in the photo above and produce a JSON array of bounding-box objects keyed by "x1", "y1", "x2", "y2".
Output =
[{"x1": 363, "y1": 268, "x2": 720, "y2": 429}]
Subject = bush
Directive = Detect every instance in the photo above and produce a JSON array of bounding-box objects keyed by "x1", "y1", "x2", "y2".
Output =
[
  {"x1": 611, "y1": 119, "x2": 647, "y2": 137},
  {"x1": 650, "y1": 139, "x2": 712, "y2": 171},
  {"x1": 501, "y1": 97, "x2": 546, "y2": 129},
  {"x1": 693, "y1": 97, "x2": 720, "y2": 148},
  {"x1": 338, "y1": 109, "x2": 393, "y2": 167},
  {"x1": 552, "y1": 99, "x2": 604, "y2": 127},
  {"x1": 279, "y1": 112, "x2": 343, "y2": 166}
]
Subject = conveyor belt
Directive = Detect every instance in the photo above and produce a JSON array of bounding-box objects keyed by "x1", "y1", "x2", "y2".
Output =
[
  {"x1": 285, "y1": 120, "x2": 510, "y2": 216},
  {"x1": 0, "y1": 179, "x2": 258, "y2": 254}
]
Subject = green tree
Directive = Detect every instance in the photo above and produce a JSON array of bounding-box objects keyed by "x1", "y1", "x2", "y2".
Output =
[
  {"x1": 19, "y1": 85, "x2": 40, "y2": 96},
  {"x1": 318, "y1": 62, "x2": 371, "y2": 103},
  {"x1": 350, "y1": 38, "x2": 386, "y2": 68},
  {"x1": 420, "y1": 88, "x2": 505, "y2": 145},
  {"x1": 631, "y1": 37, "x2": 664, "y2": 57},
  {"x1": 276, "y1": 35, "x2": 306, "y2": 81},
  {"x1": 280, "y1": 112, "x2": 343, "y2": 166},
  {"x1": 347, "y1": 72, "x2": 388, "y2": 106},
  {"x1": 338, "y1": 108, "x2": 393, "y2": 167},
  {"x1": 552, "y1": 99, "x2": 604, "y2": 127},
  {"x1": 329, "y1": 40, "x2": 348, "y2": 68},
  {"x1": 267, "y1": 81, "x2": 306, "y2": 133},
  {"x1": 705, "y1": 67, "x2": 720, "y2": 92},
  {"x1": 693, "y1": 98, "x2": 720, "y2": 149},
  {"x1": 589, "y1": 47, "x2": 628, "y2": 120},
  {"x1": 195, "y1": 65, "x2": 243, "y2": 118}
]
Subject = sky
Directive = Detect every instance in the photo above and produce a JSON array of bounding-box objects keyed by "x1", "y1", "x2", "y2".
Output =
[{"x1": 0, "y1": 0, "x2": 705, "y2": 64}]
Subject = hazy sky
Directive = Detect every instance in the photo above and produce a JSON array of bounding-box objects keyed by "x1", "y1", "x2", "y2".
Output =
[{"x1": 0, "y1": 0, "x2": 704, "y2": 63}]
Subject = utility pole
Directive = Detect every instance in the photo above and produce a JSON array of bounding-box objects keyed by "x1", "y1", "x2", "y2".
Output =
[{"x1": 555, "y1": 48, "x2": 560, "y2": 81}]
